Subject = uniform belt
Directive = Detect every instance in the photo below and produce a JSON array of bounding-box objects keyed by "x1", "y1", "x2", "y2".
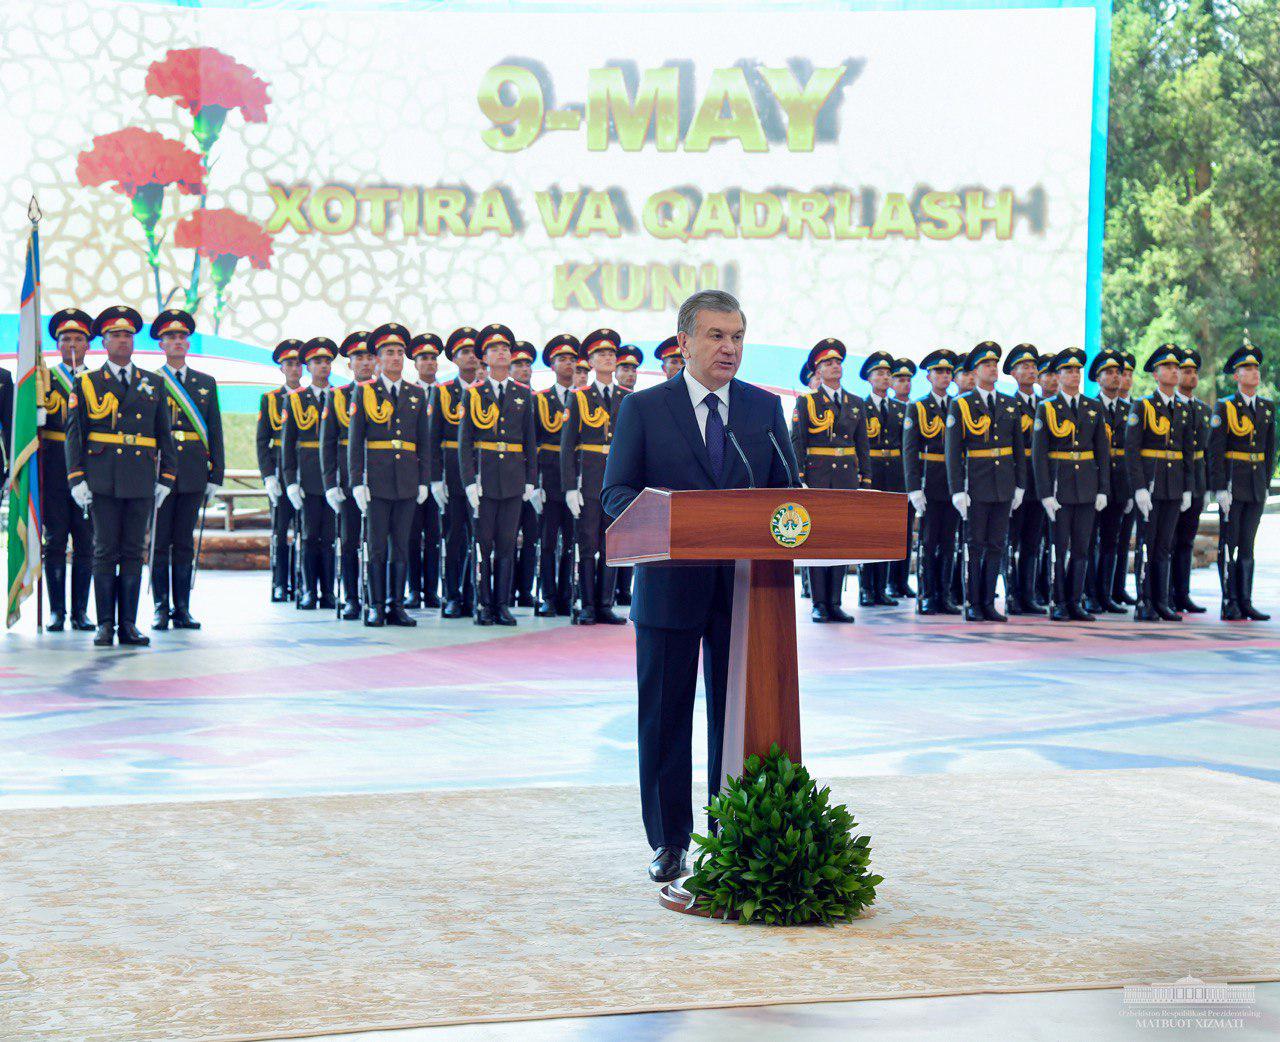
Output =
[
  {"x1": 807, "y1": 446, "x2": 857, "y2": 457},
  {"x1": 1194, "y1": 450, "x2": 1205, "y2": 459},
  {"x1": 919, "y1": 452, "x2": 945, "y2": 462},
  {"x1": 172, "y1": 430, "x2": 202, "y2": 442},
  {"x1": 297, "y1": 440, "x2": 320, "y2": 449},
  {"x1": 339, "y1": 438, "x2": 349, "y2": 446},
  {"x1": 967, "y1": 446, "x2": 1012, "y2": 459},
  {"x1": 39, "y1": 430, "x2": 66, "y2": 441},
  {"x1": 270, "y1": 438, "x2": 282, "y2": 448},
  {"x1": 368, "y1": 439, "x2": 416, "y2": 451},
  {"x1": 1048, "y1": 450, "x2": 1094, "y2": 461},
  {"x1": 868, "y1": 449, "x2": 901, "y2": 458},
  {"x1": 442, "y1": 439, "x2": 459, "y2": 449},
  {"x1": 1226, "y1": 451, "x2": 1265, "y2": 462},
  {"x1": 1111, "y1": 448, "x2": 1125, "y2": 457},
  {"x1": 1140, "y1": 449, "x2": 1182, "y2": 460},
  {"x1": 538, "y1": 444, "x2": 561, "y2": 453},
  {"x1": 580, "y1": 444, "x2": 611, "y2": 454},
  {"x1": 87, "y1": 431, "x2": 156, "y2": 448},
  {"x1": 476, "y1": 441, "x2": 522, "y2": 453}
]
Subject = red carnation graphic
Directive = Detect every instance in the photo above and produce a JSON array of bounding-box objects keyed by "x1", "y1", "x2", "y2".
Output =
[
  {"x1": 174, "y1": 208, "x2": 274, "y2": 331},
  {"x1": 77, "y1": 127, "x2": 205, "y2": 309},
  {"x1": 146, "y1": 47, "x2": 271, "y2": 152}
]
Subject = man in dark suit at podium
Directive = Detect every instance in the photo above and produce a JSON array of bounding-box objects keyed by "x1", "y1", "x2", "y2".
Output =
[{"x1": 602, "y1": 290, "x2": 798, "y2": 884}]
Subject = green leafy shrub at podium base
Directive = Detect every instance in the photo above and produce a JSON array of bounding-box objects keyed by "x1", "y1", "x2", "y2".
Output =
[{"x1": 684, "y1": 744, "x2": 882, "y2": 926}]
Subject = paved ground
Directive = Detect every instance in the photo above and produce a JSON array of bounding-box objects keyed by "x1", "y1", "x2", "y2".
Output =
[{"x1": 4, "y1": 519, "x2": 1278, "y2": 1039}]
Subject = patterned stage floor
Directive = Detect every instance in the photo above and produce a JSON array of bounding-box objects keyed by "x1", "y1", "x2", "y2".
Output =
[{"x1": 4, "y1": 517, "x2": 1279, "y2": 811}]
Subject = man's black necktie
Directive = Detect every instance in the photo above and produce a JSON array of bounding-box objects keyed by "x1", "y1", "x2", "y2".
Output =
[
  {"x1": 602, "y1": 386, "x2": 611, "y2": 409},
  {"x1": 496, "y1": 382, "x2": 504, "y2": 408},
  {"x1": 704, "y1": 393, "x2": 725, "y2": 478},
  {"x1": 389, "y1": 383, "x2": 398, "y2": 404}
]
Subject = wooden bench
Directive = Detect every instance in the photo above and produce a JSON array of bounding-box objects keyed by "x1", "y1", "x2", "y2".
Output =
[{"x1": 208, "y1": 469, "x2": 271, "y2": 531}]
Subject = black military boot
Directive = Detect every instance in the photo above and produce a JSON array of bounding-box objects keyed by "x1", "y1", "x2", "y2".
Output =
[
  {"x1": 296, "y1": 544, "x2": 318, "y2": 609},
  {"x1": 317, "y1": 547, "x2": 337, "y2": 610},
  {"x1": 871, "y1": 563, "x2": 898, "y2": 607},
  {"x1": 1068, "y1": 559, "x2": 1096, "y2": 621},
  {"x1": 1095, "y1": 552, "x2": 1127, "y2": 613},
  {"x1": 473, "y1": 555, "x2": 495, "y2": 626},
  {"x1": 170, "y1": 563, "x2": 202, "y2": 629},
  {"x1": 93, "y1": 570, "x2": 116, "y2": 647},
  {"x1": 1175, "y1": 545, "x2": 1206, "y2": 613},
  {"x1": 1049, "y1": 561, "x2": 1072, "y2": 621},
  {"x1": 963, "y1": 553, "x2": 984, "y2": 621},
  {"x1": 116, "y1": 572, "x2": 151, "y2": 646},
  {"x1": 1153, "y1": 559, "x2": 1183, "y2": 622},
  {"x1": 152, "y1": 562, "x2": 171, "y2": 630},
  {"x1": 858, "y1": 564, "x2": 875, "y2": 607},
  {"x1": 808, "y1": 568, "x2": 830, "y2": 622},
  {"x1": 364, "y1": 558, "x2": 386, "y2": 626},
  {"x1": 386, "y1": 563, "x2": 417, "y2": 626},
  {"x1": 70, "y1": 559, "x2": 95, "y2": 630},
  {"x1": 1219, "y1": 551, "x2": 1242, "y2": 620},
  {"x1": 577, "y1": 559, "x2": 597, "y2": 625},
  {"x1": 46, "y1": 558, "x2": 68, "y2": 631},
  {"x1": 981, "y1": 554, "x2": 1006, "y2": 622},
  {"x1": 493, "y1": 559, "x2": 518, "y2": 626},
  {"x1": 1113, "y1": 546, "x2": 1137, "y2": 605},
  {"x1": 1241, "y1": 560, "x2": 1270, "y2": 621},
  {"x1": 596, "y1": 564, "x2": 627, "y2": 625}
]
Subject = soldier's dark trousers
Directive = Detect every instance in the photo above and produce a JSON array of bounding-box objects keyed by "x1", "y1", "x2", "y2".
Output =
[
  {"x1": 808, "y1": 565, "x2": 847, "y2": 610},
  {"x1": 1221, "y1": 499, "x2": 1265, "y2": 605},
  {"x1": 366, "y1": 497, "x2": 414, "y2": 608},
  {"x1": 1091, "y1": 498, "x2": 1127, "y2": 603},
  {"x1": 44, "y1": 485, "x2": 93, "y2": 619},
  {"x1": 514, "y1": 501, "x2": 539, "y2": 603},
  {"x1": 90, "y1": 494, "x2": 151, "y2": 626},
  {"x1": 1137, "y1": 498, "x2": 1182, "y2": 604},
  {"x1": 1171, "y1": 496, "x2": 1202, "y2": 605},
  {"x1": 407, "y1": 497, "x2": 441, "y2": 604},
  {"x1": 443, "y1": 487, "x2": 474, "y2": 605},
  {"x1": 271, "y1": 499, "x2": 296, "y2": 594},
  {"x1": 300, "y1": 495, "x2": 336, "y2": 602},
  {"x1": 577, "y1": 496, "x2": 616, "y2": 608},
  {"x1": 539, "y1": 494, "x2": 574, "y2": 610},
  {"x1": 153, "y1": 490, "x2": 203, "y2": 611},
  {"x1": 476, "y1": 495, "x2": 521, "y2": 609},
  {"x1": 635, "y1": 606, "x2": 731, "y2": 850},
  {"x1": 1050, "y1": 503, "x2": 1096, "y2": 604},
  {"x1": 967, "y1": 499, "x2": 1012, "y2": 605},
  {"x1": 338, "y1": 496, "x2": 362, "y2": 607},
  {"x1": 888, "y1": 503, "x2": 915, "y2": 593},
  {"x1": 918, "y1": 499, "x2": 958, "y2": 604},
  {"x1": 1009, "y1": 496, "x2": 1042, "y2": 604},
  {"x1": 1114, "y1": 508, "x2": 1137, "y2": 600}
]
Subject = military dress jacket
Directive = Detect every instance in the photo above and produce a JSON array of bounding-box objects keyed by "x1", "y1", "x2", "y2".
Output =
[
  {"x1": 535, "y1": 384, "x2": 572, "y2": 497},
  {"x1": 560, "y1": 382, "x2": 629, "y2": 500},
  {"x1": 902, "y1": 394, "x2": 950, "y2": 502},
  {"x1": 458, "y1": 379, "x2": 537, "y2": 499},
  {"x1": 348, "y1": 379, "x2": 431, "y2": 500},
  {"x1": 1030, "y1": 393, "x2": 1110, "y2": 505},
  {"x1": 1123, "y1": 392, "x2": 1194, "y2": 501},
  {"x1": 864, "y1": 393, "x2": 906, "y2": 492},
  {"x1": 255, "y1": 386, "x2": 288, "y2": 480},
  {"x1": 944, "y1": 389, "x2": 1027, "y2": 503},
  {"x1": 320, "y1": 381, "x2": 360, "y2": 492},
  {"x1": 65, "y1": 364, "x2": 176, "y2": 499},
  {"x1": 1208, "y1": 394, "x2": 1276, "y2": 503},
  {"x1": 281, "y1": 386, "x2": 329, "y2": 496},
  {"x1": 158, "y1": 365, "x2": 224, "y2": 494},
  {"x1": 790, "y1": 387, "x2": 871, "y2": 490}
]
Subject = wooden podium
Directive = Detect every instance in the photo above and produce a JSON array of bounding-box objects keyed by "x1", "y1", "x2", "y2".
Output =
[{"x1": 606, "y1": 488, "x2": 907, "y2": 782}]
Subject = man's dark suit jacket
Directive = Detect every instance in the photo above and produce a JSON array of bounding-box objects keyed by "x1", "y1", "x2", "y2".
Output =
[{"x1": 601, "y1": 371, "x2": 798, "y2": 630}]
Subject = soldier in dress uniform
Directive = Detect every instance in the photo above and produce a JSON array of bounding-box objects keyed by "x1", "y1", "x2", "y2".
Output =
[
  {"x1": 257, "y1": 340, "x2": 304, "y2": 602},
  {"x1": 534, "y1": 334, "x2": 579, "y2": 616},
  {"x1": 1002, "y1": 344, "x2": 1043, "y2": 615},
  {"x1": 612, "y1": 343, "x2": 644, "y2": 607},
  {"x1": 1031, "y1": 353, "x2": 1059, "y2": 607},
  {"x1": 282, "y1": 338, "x2": 338, "y2": 609},
  {"x1": 508, "y1": 340, "x2": 542, "y2": 609},
  {"x1": 561, "y1": 329, "x2": 630, "y2": 625},
  {"x1": 945, "y1": 341, "x2": 1027, "y2": 622},
  {"x1": 321, "y1": 331, "x2": 375, "y2": 620},
  {"x1": 1209, "y1": 343, "x2": 1275, "y2": 620},
  {"x1": 1125, "y1": 343, "x2": 1195, "y2": 621},
  {"x1": 1111, "y1": 351, "x2": 1140, "y2": 605},
  {"x1": 573, "y1": 355, "x2": 591, "y2": 390},
  {"x1": 0, "y1": 363, "x2": 11, "y2": 492},
  {"x1": 1170, "y1": 348, "x2": 1211, "y2": 614},
  {"x1": 887, "y1": 357, "x2": 918, "y2": 597},
  {"x1": 790, "y1": 338, "x2": 871, "y2": 623},
  {"x1": 66, "y1": 305, "x2": 177, "y2": 647},
  {"x1": 797, "y1": 359, "x2": 816, "y2": 602},
  {"x1": 904, "y1": 349, "x2": 961, "y2": 615},
  {"x1": 349, "y1": 322, "x2": 431, "y2": 627},
  {"x1": 405, "y1": 332, "x2": 443, "y2": 609},
  {"x1": 859, "y1": 351, "x2": 906, "y2": 607},
  {"x1": 430, "y1": 327, "x2": 482, "y2": 617},
  {"x1": 1031, "y1": 347, "x2": 1110, "y2": 621},
  {"x1": 149, "y1": 309, "x2": 224, "y2": 630},
  {"x1": 655, "y1": 336, "x2": 684, "y2": 380},
  {"x1": 1087, "y1": 348, "x2": 1132, "y2": 614},
  {"x1": 40, "y1": 308, "x2": 96, "y2": 631},
  {"x1": 458, "y1": 323, "x2": 538, "y2": 626}
]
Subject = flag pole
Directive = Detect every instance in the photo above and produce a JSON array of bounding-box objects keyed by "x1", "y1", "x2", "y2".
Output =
[{"x1": 30, "y1": 198, "x2": 44, "y2": 634}]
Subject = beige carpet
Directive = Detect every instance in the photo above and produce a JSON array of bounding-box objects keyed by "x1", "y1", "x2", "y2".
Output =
[{"x1": 2, "y1": 769, "x2": 1278, "y2": 1042}]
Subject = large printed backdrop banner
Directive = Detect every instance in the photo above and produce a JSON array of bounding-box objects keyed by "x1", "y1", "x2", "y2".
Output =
[{"x1": 1, "y1": 0, "x2": 1111, "y2": 411}]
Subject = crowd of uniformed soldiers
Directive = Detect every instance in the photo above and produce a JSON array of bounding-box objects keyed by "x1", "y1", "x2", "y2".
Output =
[
  {"x1": 790, "y1": 337, "x2": 1274, "y2": 624},
  {"x1": 21, "y1": 309, "x2": 1270, "y2": 640}
]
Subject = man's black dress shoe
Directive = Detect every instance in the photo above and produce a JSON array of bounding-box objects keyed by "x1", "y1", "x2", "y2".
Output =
[{"x1": 648, "y1": 846, "x2": 687, "y2": 883}]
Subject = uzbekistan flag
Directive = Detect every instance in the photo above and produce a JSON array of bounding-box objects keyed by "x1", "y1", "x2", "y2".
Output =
[{"x1": 6, "y1": 223, "x2": 43, "y2": 627}]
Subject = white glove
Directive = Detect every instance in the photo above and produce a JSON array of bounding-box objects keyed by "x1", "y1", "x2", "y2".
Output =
[
  {"x1": 36, "y1": 406, "x2": 46, "y2": 427},
  {"x1": 527, "y1": 485, "x2": 544, "y2": 514},
  {"x1": 416, "y1": 484, "x2": 430, "y2": 505},
  {"x1": 71, "y1": 481, "x2": 93, "y2": 510},
  {"x1": 1124, "y1": 497, "x2": 1134, "y2": 515},
  {"x1": 565, "y1": 488, "x2": 584, "y2": 518},
  {"x1": 204, "y1": 482, "x2": 222, "y2": 505},
  {"x1": 1094, "y1": 493, "x2": 1108, "y2": 512},
  {"x1": 466, "y1": 482, "x2": 480, "y2": 511},
  {"x1": 908, "y1": 490, "x2": 927, "y2": 514},
  {"x1": 286, "y1": 483, "x2": 304, "y2": 510},
  {"x1": 1216, "y1": 489, "x2": 1232, "y2": 519},
  {"x1": 1012, "y1": 487, "x2": 1024, "y2": 511},
  {"x1": 1134, "y1": 487, "x2": 1152, "y2": 519},
  {"x1": 154, "y1": 483, "x2": 170, "y2": 507},
  {"x1": 1041, "y1": 496, "x2": 1060, "y2": 521},
  {"x1": 264, "y1": 474, "x2": 282, "y2": 506},
  {"x1": 325, "y1": 486, "x2": 346, "y2": 513},
  {"x1": 353, "y1": 485, "x2": 370, "y2": 514},
  {"x1": 431, "y1": 480, "x2": 448, "y2": 510},
  {"x1": 1180, "y1": 491, "x2": 1192, "y2": 512},
  {"x1": 951, "y1": 491, "x2": 970, "y2": 520}
]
